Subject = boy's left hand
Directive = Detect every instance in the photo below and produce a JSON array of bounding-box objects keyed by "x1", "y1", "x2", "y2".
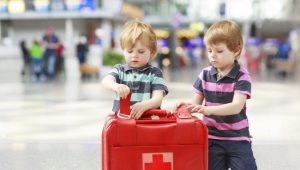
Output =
[{"x1": 130, "y1": 102, "x2": 147, "y2": 119}]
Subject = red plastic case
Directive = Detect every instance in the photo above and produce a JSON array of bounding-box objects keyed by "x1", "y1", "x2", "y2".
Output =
[{"x1": 102, "y1": 97, "x2": 208, "y2": 170}]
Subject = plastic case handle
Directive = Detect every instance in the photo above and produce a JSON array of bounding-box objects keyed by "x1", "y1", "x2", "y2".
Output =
[
  {"x1": 138, "y1": 109, "x2": 176, "y2": 123},
  {"x1": 143, "y1": 109, "x2": 168, "y2": 117},
  {"x1": 176, "y1": 104, "x2": 192, "y2": 119},
  {"x1": 118, "y1": 93, "x2": 170, "y2": 120},
  {"x1": 118, "y1": 92, "x2": 132, "y2": 119}
]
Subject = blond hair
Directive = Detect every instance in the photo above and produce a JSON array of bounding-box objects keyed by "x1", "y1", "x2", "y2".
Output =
[
  {"x1": 119, "y1": 19, "x2": 157, "y2": 59},
  {"x1": 204, "y1": 20, "x2": 243, "y2": 57}
]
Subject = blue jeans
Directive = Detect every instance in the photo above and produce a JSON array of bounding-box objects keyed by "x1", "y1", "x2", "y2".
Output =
[
  {"x1": 46, "y1": 54, "x2": 56, "y2": 77},
  {"x1": 208, "y1": 139, "x2": 257, "y2": 170},
  {"x1": 32, "y1": 58, "x2": 42, "y2": 74}
]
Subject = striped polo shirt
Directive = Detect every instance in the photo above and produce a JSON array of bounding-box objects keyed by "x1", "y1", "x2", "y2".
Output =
[
  {"x1": 109, "y1": 63, "x2": 168, "y2": 112},
  {"x1": 193, "y1": 62, "x2": 252, "y2": 141}
]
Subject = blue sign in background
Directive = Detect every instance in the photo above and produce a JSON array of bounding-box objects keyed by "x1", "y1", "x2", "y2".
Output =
[{"x1": 80, "y1": 0, "x2": 96, "y2": 12}]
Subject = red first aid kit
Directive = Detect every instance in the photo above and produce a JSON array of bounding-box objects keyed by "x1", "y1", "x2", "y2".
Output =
[{"x1": 102, "y1": 95, "x2": 208, "y2": 170}]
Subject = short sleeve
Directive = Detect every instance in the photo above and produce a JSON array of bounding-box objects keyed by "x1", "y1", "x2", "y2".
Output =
[
  {"x1": 151, "y1": 67, "x2": 169, "y2": 95},
  {"x1": 108, "y1": 64, "x2": 121, "y2": 83},
  {"x1": 234, "y1": 73, "x2": 251, "y2": 99},
  {"x1": 193, "y1": 71, "x2": 204, "y2": 95}
]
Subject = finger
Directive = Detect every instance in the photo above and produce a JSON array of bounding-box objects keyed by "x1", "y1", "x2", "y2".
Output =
[
  {"x1": 120, "y1": 92, "x2": 127, "y2": 99},
  {"x1": 117, "y1": 88, "x2": 124, "y2": 98},
  {"x1": 196, "y1": 108, "x2": 203, "y2": 113},
  {"x1": 186, "y1": 105, "x2": 194, "y2": 110},
  {"x1": 137, "y1": 110, "x2": 145, "y2": 119},
  {"x1": 135, "y1": 112, "x2": 142, "y2": 119},
  {"x1": 126, "y1": 86, "x2": 131, "y2": 93},
  {"x1": 121, "y1": 88, "x2": 129, "y2": 99},
  {"x1": 198, "y1": 108, "x2": 204, "y2": 113},
  {"x1": 130, "y1": 108, "x2": 136, "y2": 118},
  {"x1": 124, "y1": 90, "x2": 130, "y2": 98},
  {"x1": 192, "y1": 106, "x2": 200, "y2": 112},
  {"x1": 191, "y1": 108, "x2": 197, "y2": 112}
]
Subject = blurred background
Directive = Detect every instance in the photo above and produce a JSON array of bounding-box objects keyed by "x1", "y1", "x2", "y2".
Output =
[{"x1": 0, "y1": 0, "x2": 300, "y2": 169}]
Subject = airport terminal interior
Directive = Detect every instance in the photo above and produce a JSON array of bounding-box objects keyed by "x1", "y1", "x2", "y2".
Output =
[{"x1": 1, "y1": 0, "x2": 300, "y2": 169}]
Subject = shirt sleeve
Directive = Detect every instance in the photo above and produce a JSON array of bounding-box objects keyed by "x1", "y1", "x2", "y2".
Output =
[
  {"x1": 234, "y1": 73, "x2": 251, "y2": 99},
  {"x1": 108, "y1": 64, "x2": 121, "y2": 83},
  {"x1": 193, "y1": 70, "x2": 204, "y2": 95},
  {"x1": 151, "y1": 67, "x2": 169, "y2": 95}
]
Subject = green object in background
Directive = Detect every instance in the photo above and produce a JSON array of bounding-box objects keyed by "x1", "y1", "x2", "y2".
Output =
[{"x1": 103, "y1": 49, "x2": 125, "y2": 66}]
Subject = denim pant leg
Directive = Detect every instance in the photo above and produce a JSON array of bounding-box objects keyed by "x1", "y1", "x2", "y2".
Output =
[
  {"x1": 208, "y1": 139, "x2": 227, "y2": 170},
  {"x1": 32, "y1": 59, "x2": 42, "y2": 74},
  {"x1": 227, "y1": 141, "x2": 257, "y2": 170},
  {"x1": 209, "y1": 140, "x2": 257, "y2": 170},
  {"x1": 47, "y1": 54, "x2": 56, "y2": 76}
]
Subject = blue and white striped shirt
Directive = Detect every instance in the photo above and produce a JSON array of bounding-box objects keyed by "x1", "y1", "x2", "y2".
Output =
[{"x1": 109, "y1": 63, "x2": 168, "y2": 112}]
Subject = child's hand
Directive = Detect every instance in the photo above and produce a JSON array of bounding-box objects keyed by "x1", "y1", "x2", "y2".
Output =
[
  {"x1": 130, "y1": 102, "x2": 147, "y2": 119},
  {"x1": 174, "y1": 102, "x2": 188, "y2": 112},
  {"x1": 186, "y1": 103, "x2": 205, "y2": 114},
  {"x1": 113, "y1": 84, "x2": 130, "y2": 99}
]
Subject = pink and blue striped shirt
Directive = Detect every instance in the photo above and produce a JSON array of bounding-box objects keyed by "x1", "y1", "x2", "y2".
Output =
[{"x1": 193, "y1": 62, "x2": 252, "y2": 141}]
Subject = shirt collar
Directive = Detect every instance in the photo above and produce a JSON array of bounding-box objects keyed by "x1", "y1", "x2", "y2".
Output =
[
  {"x1": 210, "y1": 61, "x2": 240, "y2": 79},
  {"x1": 124, "y1": 63, "x2": 151, "y2": 72}
]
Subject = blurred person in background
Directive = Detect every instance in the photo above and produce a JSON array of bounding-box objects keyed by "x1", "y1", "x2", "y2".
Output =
[
  {"x1": 30, "y1": 39, "x2": 44, "y2": 81},
  {"x1": 274, "y1": 36, "x2": 292, "y2": 78},
  {"x1": 42, "y1": 26, "x2": 60, "y2": 80},
  {"x1": 76, "y1": 36, "x2": 89, "y2": 65},
  {"x1": 261, "y1": 38, "x2": 278, "y2": 72},
  {"x1": 19, "y1": 40, "x2": 31, "y2": 81},
  {"x1": 55, "y1": 42, "x2": 65, "y2": 79},
  {"x1": 244, "y1": 38, "x2": 263, "y2": 76},
  {"x1": 187, "y1": 45, "x2": 197, "y2": 68},
  {"x1": 179, "y1": 20, "x2": 257, "y2": 170}
]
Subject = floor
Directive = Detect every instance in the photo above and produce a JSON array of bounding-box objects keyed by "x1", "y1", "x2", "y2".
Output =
[{"x1": 1, "y1": 58, "x2": 300, "y2": 170}]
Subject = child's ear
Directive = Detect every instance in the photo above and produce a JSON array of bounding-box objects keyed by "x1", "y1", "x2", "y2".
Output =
[
  {"x1": 233, "y1": 45, "x2": 242, "y2": 56},
  {"x1": 234, "y1": 49, "x2": 240, "y2": 56},
  {"x1": 150, "y1": 50, "x2": 156, "y2": 58}
]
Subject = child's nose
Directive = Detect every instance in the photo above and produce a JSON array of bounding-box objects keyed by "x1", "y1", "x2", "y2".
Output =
[
  {"x1": 210, "y1": 52, "x2": 216, "y2": 58},
  {"x1": 131, "y1": 52, "x2": 138, "y2": 58}
]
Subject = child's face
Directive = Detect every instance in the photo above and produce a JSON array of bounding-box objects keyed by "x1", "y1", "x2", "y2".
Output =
[
  {"x1": 123, "y1": 41, "x2": 151, "y2": 68},
  {"x1": 206, "y1": 42, "x2": 239, "y2": 71}
]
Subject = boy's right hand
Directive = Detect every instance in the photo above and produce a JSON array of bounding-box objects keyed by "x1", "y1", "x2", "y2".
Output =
[{"x1": 113, "y1": 84, "x2": 130, "y2": 99}]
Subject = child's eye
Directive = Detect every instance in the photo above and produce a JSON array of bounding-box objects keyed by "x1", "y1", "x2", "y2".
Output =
[
  {"x1": 127, "y1": 50, "x2": 133, "y2": 53},
  {"x1": 138, "y1": 51, "x2": 145, "y2": 54},
  {"x1": 217, "y1": 50, "x2": 223, "y2": 53}
]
